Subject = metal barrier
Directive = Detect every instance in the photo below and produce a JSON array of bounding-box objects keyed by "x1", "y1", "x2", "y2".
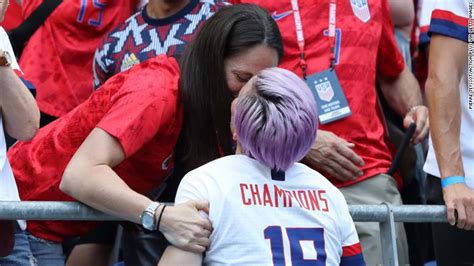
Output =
[{"x1": 0, "y1": 201, "x2": 447, "y2": 266}]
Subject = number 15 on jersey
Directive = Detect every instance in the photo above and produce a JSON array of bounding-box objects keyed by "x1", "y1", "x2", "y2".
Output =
[{"x1": 264, "y1": 226, "x2": 327, "y2": 265}]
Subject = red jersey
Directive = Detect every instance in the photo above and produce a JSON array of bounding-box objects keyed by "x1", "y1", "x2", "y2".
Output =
[
  {"x1": 19, "y1": 0, "x2": 138, "y2": 117},
  {"x1": 1, "y1": 2, "x2": 22, "y2": 31},
  {"x1": 8, "y1": 55, "x2": 182, "y2": 242},
  {"x1": 232, "y1": 0, "x2": 405, "y2": 187}
]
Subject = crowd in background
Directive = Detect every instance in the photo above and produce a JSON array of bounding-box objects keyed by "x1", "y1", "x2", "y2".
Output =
[{"x1": 0, "y1": 0, "x2": 472, "y2": 265}]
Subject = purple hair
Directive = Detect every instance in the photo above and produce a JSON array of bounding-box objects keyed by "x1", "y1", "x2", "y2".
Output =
[{"x1": 234, "y1": 67, "x2": 318, "y2": 172}]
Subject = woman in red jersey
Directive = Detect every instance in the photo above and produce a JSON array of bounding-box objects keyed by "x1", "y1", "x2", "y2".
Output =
[{"x1": 4, "y1": 4, "x2": 283, "y2": 265}]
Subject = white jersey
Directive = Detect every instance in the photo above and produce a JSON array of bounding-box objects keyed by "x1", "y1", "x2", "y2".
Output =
[
  {"x1": 0, "y1": 26, "x2": 26, "y2": 229},
  {"x1": 423, "y1": 1, "x2": 474, "y2": 187},
  {"x1": 417, "y1": 0, "x2": 437, "y2": 45},
  {"x1": 176, "y1": 155, "x2": 364, "y2": 266}
]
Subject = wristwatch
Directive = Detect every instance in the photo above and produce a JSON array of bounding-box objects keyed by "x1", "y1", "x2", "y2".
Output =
[
  {"x1": 0, "y1": 51, "x2": 12, "y2": 67},
  {"x1": 140, "y1": 202, "x2": 161, "y2": 231}
]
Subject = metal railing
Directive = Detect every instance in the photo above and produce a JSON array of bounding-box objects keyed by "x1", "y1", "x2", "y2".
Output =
[{"x1": 0, "y1": 201, "x2": 447, "y2": 266}]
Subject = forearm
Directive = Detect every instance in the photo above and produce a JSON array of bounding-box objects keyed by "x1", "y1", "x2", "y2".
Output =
[
  {"x1": 426, "y1": 75, "x2": 463, "y2": 177},
  {"x1": 426, "y1": 35, "x2": 467, "y2": 178},
  {"x1": 60, "y1": 165, "x2": 152, "y2": 223},
  {"x1": 0, "y1": 67, "x2": 40, "y2": 140},
  {"x1": 379, "y1": 65, "x2": 423, "y2": 117},
  {"x1": 158, "y1": 246, "x2": 203, "y2": 266}
]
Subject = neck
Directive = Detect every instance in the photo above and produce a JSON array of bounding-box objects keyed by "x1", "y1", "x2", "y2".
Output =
[
  {"x1": 146, "y1": 0, "x2": 191, "y2": 19},
  {"x1": 235, "y1": 142, "x2": 242, "y2": 155}
]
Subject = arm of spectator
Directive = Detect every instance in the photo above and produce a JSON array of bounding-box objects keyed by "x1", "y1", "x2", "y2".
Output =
[
  {"x1": 426, "y1": 34, "x2": 474, "y2": 230},
  {"x1": 158, "y1": 246, "x2": 203, "y2": 266},
  {"x1": 378, "y1": 65, "x2": 429, "y2": 144},
  {"x1": 389, "y1": 0, "x2": 415, "y2": 37},
  {"x1": 303, "y1": 130, "x2": 365, "y2": 182},
  {"x1": 0, "y1": 60, "x2": 39, "y2": 140},
  {"x1": 60, "y1": 128, "x2": 212, "y2": 251}
]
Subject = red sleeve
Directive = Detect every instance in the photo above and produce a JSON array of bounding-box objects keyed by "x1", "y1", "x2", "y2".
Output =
[
  {"x1": 2, "y1": 2, "x2": 23, "y2": 31},
  {"x1": 96, "y1": 56, "x2": 181, "y2": 158},
  {"x1": 376, "y1": 0, "x2": 405, "y2": 78}
]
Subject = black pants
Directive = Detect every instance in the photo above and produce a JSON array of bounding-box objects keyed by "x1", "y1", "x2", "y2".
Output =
[{"x1": 427, "y1": 175, "x2": 474, "y2": 266}]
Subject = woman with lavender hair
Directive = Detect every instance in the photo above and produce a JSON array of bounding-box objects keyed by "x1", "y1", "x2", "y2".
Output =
[{"x1": 158, "y1": 67, "x2": 365, "y2": 266}]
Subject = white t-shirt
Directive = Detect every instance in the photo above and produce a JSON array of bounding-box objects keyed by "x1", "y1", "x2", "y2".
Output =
[
  {"x1": 417, "y1": 0, "x2": 437, "y2": 45},
  {"x1": 423, "y1": 1, "x2": 474, "y2": 187},
  {"x1": 0, "y1": 26, "x2": 27, "y2": 229},
  {"x1": 176, "y1": 155, "x2": 364, "y2": 266}
]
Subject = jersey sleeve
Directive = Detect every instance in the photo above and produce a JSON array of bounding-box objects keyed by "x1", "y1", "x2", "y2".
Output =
[
  {"x1": 96, "y1": 56, "x2": 180, "y2": 158},
  {"x1": 418, "y1": 0, "x2": 437, "y2": 45},
  {"x1": 429, "y1": 0, "x2": 468, "y2": 43},
  {"x1": 175, "y1": 171, "x2": 209, "y2": 204},
  {"x1": 334, "y1": 191, "x2": 365, "y2": 266},
  {"x1": 93, "y1": 43, "x2": 112, "y2": 90},
  {"x1": 0, "y1": 27, "x2": 35, "y2": 91},
  {"x1": 376, "y1": 0, "x2": 405, "y2": 78}
]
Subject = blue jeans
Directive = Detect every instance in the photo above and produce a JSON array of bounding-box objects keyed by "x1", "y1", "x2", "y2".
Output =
[{"x1": 0, "y1": 223, "x2": 65, "y2": 266}]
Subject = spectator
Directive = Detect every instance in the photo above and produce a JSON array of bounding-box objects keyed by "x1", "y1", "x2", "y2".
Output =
[
  {"x1": 159, "y1": 67, "x2": 365, "y2": 266},
  {"x1": 0, "y1": 0, "x2": 40, "y2": 262},
  {"x1": 70, "y1": 1, "x2": 228, "y2": 264},
  {"x1": 387, "y1": 1, "x2": 433, "y2": 265},
  {"x1": 93, "y1": 0, "x2": 227, "y2": 89},
  {"x1": 424, "y1": 1, "x2": 474, "y2": 265},
  {"x1": 6, "y1": 4, "x2": 283, "y2": 265},
  {"x1": 18, "y1": 0, "x2": 140, "y2": 125},
  {"x1": 230, "y1": 0, "x2": 429, "y2": 264}
]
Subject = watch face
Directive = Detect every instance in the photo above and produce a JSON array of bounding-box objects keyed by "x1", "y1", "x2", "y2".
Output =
[
  {"x1": 0, "y1": 51, "x2": 11, "y2": 66},
  {"x1": 4, "y1": 51, "x2": 11, "y2": 65},
  {"x1": 142, "y1": 213, "x2": 155, "y2": 230}
]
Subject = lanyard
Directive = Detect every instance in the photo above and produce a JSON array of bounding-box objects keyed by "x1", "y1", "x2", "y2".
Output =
[
  {"x1": 328, "y1": 0, "x2": 337, "y2": 69},
  {"x1": 290, "y1": 0, "x2": 307, "y2": 78},
  {"x1": 291, "y1": 0, "x2": 337, "y2": 78}
]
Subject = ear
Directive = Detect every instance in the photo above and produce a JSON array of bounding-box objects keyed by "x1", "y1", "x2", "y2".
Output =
[{"x1": 232, "y1": 131, "x2": 238, "y2": 141}]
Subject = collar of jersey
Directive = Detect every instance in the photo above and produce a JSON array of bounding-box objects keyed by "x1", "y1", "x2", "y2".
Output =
[{"x1": 142, "y1": 0, "x2": 200, "y2": 26}]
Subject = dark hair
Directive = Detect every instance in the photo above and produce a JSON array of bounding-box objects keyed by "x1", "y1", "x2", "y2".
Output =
[{"x1": 177, "y1": 4, "x2": 283, "y2": 174}]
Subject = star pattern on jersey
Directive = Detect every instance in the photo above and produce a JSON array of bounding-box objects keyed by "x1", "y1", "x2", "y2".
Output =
[
  {"x1": 184, "y1": 3, "x2": 215, "y2": 34},
  {"x1": 94, "y1": 1, "x2": 226, "y2": 88},
  {"x1": 111, "y1": 18, "x2": 148, "y2": 53},
  {"x1": 142, "y1": 24, "x2": 185, "y2": 54},
  {"x1": 94, "y1": 42, "x2": 112, "y2": 72}
]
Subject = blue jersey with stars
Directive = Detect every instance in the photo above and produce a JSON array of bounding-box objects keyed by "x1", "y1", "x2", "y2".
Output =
[{"x1": 93, "y1": 0, "x2": 228, "y2": 89}]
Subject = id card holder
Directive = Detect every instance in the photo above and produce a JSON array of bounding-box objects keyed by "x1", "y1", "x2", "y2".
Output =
[{"x1": 306, "y1": 69, "x2": 352, "y2": 124}]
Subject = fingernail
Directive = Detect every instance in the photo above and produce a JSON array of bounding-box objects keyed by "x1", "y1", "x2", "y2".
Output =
[{"x1": 357, "y1": 171, "x2": 363, "y2": 176}]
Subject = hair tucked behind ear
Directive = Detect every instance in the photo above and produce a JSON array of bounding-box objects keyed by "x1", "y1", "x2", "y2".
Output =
[
  {"x1": 176, "y1": 4, "x2": 283, "y2": 174},
  {"x1": 234, "y1": 67, "x2": 318, "y2": 172}
]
